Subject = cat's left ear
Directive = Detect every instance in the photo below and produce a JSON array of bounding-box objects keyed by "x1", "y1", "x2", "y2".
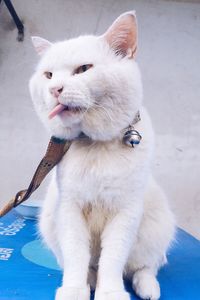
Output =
[
  {"x1": 31, "y1": 36, "x2": 52, "y2": 55},
  {"x1": 102, "y1": 11, "x2": 138, "y2": 59}
]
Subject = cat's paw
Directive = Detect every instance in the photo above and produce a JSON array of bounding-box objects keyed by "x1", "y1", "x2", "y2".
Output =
[
  {"x1": 94, "y1": 290, "x2": 130, "y2": 300},
  {"x1": 55, "y1": 286, "x2": 90, "y2": 300},
  {"x1": 132, "y1": 271, "x2": 160, "y2": 300}
]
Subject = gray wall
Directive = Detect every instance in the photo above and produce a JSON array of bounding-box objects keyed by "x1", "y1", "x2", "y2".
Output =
[{"x1": 0, "y1": 0, "x2": 200, "y2": 238}]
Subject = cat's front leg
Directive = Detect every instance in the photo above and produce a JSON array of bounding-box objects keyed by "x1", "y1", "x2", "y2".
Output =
[
  {"x1": 95, "y1": 203, "x2": 142, "y2": 300},
  {"x1": 39, "y1": 175, "x2": 63, "y2": 267},
  {"x1": 55, "y1": 201, "x2": 90, "y2": 300}
]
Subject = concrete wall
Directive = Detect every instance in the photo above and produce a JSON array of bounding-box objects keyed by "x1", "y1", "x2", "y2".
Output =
[{"x1": 0, "y1": 0, "x2": 199, "y2": 238}]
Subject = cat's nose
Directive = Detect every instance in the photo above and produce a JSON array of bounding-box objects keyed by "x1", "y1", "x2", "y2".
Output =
[{"x1": 50, "y1": 86, "x2": 63, "y2": 98}]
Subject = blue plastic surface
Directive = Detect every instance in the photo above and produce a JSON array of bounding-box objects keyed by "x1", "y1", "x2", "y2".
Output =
[{"x1": 0, "y1": 211, "x2": 200, "y2": 300}]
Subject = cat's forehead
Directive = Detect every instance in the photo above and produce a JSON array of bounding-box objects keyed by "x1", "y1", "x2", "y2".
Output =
[{"x1": 38, "y1": 35, "x2": 112, "y2": 70}]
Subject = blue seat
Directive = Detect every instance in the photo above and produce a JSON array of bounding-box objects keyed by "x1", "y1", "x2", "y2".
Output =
[{"x1": 0, "y1": 211, "x2": 199, "y2": 300}]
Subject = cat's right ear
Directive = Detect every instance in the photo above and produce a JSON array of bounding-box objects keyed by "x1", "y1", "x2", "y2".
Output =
[
  {"x1": 31, "y1": 36, "x2": 52, "y2": 56},
  {"x1": 102, "y1": 11, "x2": 138, "y2": 59}
]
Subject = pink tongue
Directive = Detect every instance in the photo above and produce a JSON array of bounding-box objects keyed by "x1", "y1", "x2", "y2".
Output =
[{"x1": 48, "y1": 103, "x2": 66, "y2": 119}]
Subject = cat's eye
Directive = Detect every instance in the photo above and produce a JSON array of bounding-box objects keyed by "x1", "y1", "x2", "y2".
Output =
[
  {"x1": 44, "y1": 71, "x2": 53, "y2": 79},
  {"x1": 74, "y1": 64, "x2": 93, "y2": 75}
]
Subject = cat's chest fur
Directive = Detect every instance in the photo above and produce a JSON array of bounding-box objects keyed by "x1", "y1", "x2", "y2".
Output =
[{"x1": 56, "y1": 122, "x2": 152, "y2": 209}]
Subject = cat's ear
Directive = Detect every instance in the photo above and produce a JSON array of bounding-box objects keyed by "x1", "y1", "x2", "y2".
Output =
[
  {"x1": 102, "y1": 11, "x2": 138, "y2": 59},
  {"x1": 31, "y1": 36, "x2": 52, "y2": 55}
]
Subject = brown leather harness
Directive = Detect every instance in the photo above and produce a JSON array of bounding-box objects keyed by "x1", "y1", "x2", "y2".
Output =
[
  {"x1": 0, "y1": 111, "x2": 141, "y2": 218},
  {"x1": 0, "y1": 137, "x2": 71, "y2": 217}
]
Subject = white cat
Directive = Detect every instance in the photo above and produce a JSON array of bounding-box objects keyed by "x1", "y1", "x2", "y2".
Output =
[{"x1": 29, "y1": 11, "x2": 175, "y2": 300}]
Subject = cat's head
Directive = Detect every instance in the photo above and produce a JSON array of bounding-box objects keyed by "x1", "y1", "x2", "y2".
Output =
[{"x1": 29, "y1": 11, "x2": 143, "y2": 141}]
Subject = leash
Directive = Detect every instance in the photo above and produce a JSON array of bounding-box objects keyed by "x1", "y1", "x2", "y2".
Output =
[
  {"x1": 0, "y1": 111, "x2": 141, "y2": 218},
  {"x1": 0, "y1": 137, "x2": 71, "y2": 218}
]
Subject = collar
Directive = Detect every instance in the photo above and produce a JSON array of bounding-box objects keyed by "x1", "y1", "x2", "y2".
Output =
[
  {"x1": 132, "y1": 110, "x2": 141, "y2": 126},
  {"x1": 77, "y1": 110, "x2": 142, "y2": 148}
]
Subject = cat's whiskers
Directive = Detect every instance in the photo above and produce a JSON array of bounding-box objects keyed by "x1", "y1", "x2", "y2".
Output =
[
  {"x1": 91, "y1": 103, "x2": 115, "y2": 123},
  {"x1": 88, "y1": 105, "x2": 113, "y2": 124}
]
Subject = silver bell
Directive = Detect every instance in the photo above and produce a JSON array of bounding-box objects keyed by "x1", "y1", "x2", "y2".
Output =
[{"x1": 123, "y1": 129, "x2": 142, "y2": 148}]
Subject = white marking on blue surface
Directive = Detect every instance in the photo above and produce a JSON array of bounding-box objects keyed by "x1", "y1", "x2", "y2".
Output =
[
  {"x1": 0, "y1": 217, "x2": 26, "y2": 235},
  {"x1": 0, "y1": 248, "x2": 14, "y2": 260}
]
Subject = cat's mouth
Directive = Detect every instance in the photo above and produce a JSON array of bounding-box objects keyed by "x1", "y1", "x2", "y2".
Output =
[{"x1": 49, "y1": 103, "x2": 86, "y2": 119}]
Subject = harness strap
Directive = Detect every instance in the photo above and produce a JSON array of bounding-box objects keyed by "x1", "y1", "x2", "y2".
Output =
[
  {"x1": 0, "y1": 110, "x2": 141, "y2": 218},
  {"x1": 0, "y1": 137, "x2": 71, "y2": 218}
]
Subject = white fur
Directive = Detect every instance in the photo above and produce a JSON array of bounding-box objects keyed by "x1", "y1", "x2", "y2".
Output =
[{"x1": 29, "y1": 12, "x2": 175, "y2": 300}]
